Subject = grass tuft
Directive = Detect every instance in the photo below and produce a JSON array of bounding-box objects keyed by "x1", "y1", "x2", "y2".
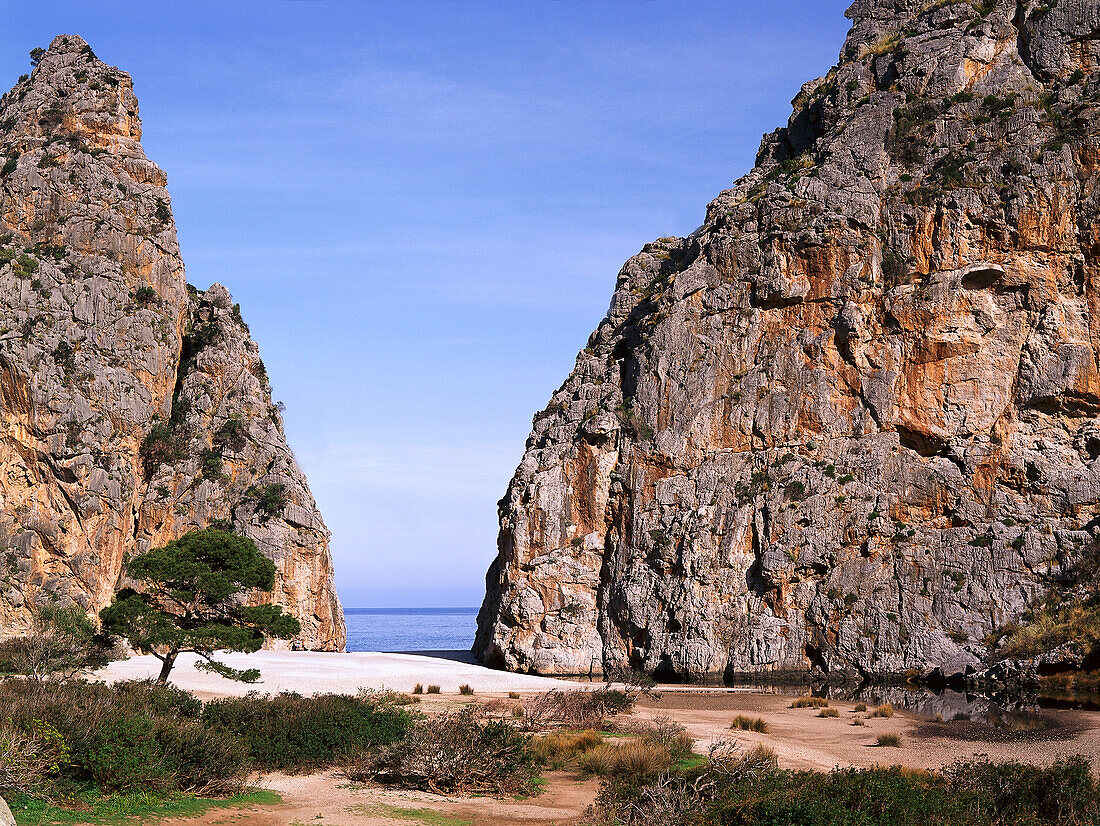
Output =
[
  {"x1": 790, "y1": 696, "x2": 829, "y2": 709},
  {"x1": 730, "y1": 715, "x2": 769, "y2": 733}
]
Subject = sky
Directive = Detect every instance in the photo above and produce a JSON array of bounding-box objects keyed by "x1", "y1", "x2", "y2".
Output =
[{"x1": 1, "y1": 0, "x2": 853, "y2": 610}]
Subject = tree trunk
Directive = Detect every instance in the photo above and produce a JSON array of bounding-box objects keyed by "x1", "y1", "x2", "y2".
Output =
[{"x1": 156, "y1": 650, "x2": 177, "y2": 684}]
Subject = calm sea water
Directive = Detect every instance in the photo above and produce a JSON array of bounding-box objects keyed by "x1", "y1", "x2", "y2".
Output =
[{"x1": 344, "y1": 608, "x2": 479, "y2": 653}]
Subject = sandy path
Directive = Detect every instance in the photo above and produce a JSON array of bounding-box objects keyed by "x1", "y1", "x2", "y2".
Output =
[{"x1": 160, "y1": 771, "x2": 598, "y2": 826}]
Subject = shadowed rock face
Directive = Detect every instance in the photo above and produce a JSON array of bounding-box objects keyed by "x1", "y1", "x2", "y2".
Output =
[
  {"x1": 0, "y1": 35, "x2": 344, "y2": 650},
  {"x1": 476, "y1": 0, "x2": 1100, "y2": 680}
]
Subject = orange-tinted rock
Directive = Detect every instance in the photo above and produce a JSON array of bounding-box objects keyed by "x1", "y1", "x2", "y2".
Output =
[
  {"x1": 476, "y1": 1, "x2": 1100, "y2": 679},
  {"x1": 0, "y1": 36, "x2": 344, "y2": 650}
]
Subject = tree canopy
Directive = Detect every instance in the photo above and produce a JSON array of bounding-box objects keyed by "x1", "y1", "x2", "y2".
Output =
[{"x1": 100, "y1": 528, "x2": 300, "y2": 684}]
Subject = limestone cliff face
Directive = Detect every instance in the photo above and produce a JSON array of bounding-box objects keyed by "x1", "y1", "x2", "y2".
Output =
[
  {"x1": 476, "y1": 0, "x2": 1100, "y2": 680},
  {"x1": 0, "y1": 35, "x2": 344, "y2": 650}
]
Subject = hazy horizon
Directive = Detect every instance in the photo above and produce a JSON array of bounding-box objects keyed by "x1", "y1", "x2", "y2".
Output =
[{"x1": 2, "y1": 0, "x2": 852, "y2": 610}]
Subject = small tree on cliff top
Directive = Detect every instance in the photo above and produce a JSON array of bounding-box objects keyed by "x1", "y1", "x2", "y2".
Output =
[{"x1": 100, "y1": 528, "x2": 299, "y2": 684}]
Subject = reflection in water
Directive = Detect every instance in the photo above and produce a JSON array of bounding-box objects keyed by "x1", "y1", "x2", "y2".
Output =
[{"x1": 718, "y1": 682, "x2": 1056, "y2": 730}]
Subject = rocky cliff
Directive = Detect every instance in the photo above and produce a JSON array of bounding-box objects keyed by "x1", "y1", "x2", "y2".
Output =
[
  {"x1": 0, "y1": 35, "x2": 344, "y2": 650},
  {"x1": 476, "y1": 0, "x2": 1100, "y2": 680}
]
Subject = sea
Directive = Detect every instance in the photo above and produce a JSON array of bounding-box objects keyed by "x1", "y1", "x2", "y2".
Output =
[{"x1": 344, "y1": 607, "x2": 480, "y2": 653}]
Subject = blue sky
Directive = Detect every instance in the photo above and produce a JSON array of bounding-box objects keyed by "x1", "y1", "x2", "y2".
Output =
[{"x1": 2, "y1": 0, "x2": 852, "y2": 609}]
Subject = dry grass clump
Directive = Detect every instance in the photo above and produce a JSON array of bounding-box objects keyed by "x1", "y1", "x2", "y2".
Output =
[
  {"x1": 361, "y1": 688, "x2": 418, "y2": 706},
  {"x1": 580, "y1": 739, "x2": 664, "y2": 778},
  {"x1": 508, "y1": 691, "x2": 521, "y2": 700},
  {"x1": 349, "y1": 706, "x2": 536, "y2": 796},
  {"x1": 817, "y1": 707, "x2": 840, "y2": 718},
  {"x1": 412, "y1": 683, "x2": 423, "y2": 695},
  {"x1": 529, "y1": 730, "x2": 603, "y2": 770},
  {"x1": 999, "y1": 599, "x2": 1100, "y2": 657},
  {"x1": 426, "y1": 684, "x2": 441, "y2": 694},
  {"x1": 730, "y1": 715, "x2": 769, "y2": 733},
  {"x1": 577, "y1": 740, "x2": 672, "y2": 779},
  {"x1": 737, "y1": 742, "x2": 779, "y2": 771},
  {"x1": 876, "y1": 733, "x2": 902, "y2": 747},
  {"x1": 871, "y1": 704, "x2": 895, "y2": 718},
  {"x1": 790, "y1": 696, "x2": 829, "y2": 709},
  {"x1": 862, "y1": 30, "x2": 904, "y2": 57},
  {"x1": 579, "y1": 718, "x2": 693, "y2": 779},
  {"x1": 458, "y1": 684, "x2": 475, "y2": 696},
  {"x1": 851, "y1": 717, "x2": 866, "y2": 726},
  {"x1": 853, "y1": 702, "x2": 868, "y2": 712}
]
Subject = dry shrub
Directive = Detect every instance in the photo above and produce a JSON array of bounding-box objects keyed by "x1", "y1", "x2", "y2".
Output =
[
  {"x1": 853, "y1": 702, "x2": 868, "y2": 712},
  {"x1": 876, "y1": 733, "x2": 901, "y2": 747},
  {"x1": 0, "y1": 717, "x2": 69, "y2": 797},
  {"x1": 871, "y1": 704, "x2": 894, "y2": 718},
  {"x1": 584, "y1": 738, "x2": 776, "y2": 826},
  {"x1": 851, "y1": 718, "x2": 866, "y2": 726},
  {"x1": 520, "y1": 686, "x2": 636, "y2": 731},
  {"x1": 790, "y1": 696, "x2": 829, "y2": 709},
  {"x1": 730, "y1": 715, "x2": 769, "y2": 733},
  {"x1": 638, "y1": 717, "x2": 693, "y2": 761},
  {"x1": 529, "y1": 730, "x2": 603, "y2": 769},
  {"x1": 818, "y1": 708, "x2": 840, "y2": 718},
  {"x1": 0, "y1": 603, "x2": 121, "y2": 681},
  {"x1": 478, "y1": 698, "x2": 507, "y2": 715},
  {"x1": 426, "y1": 684, "x2": 441, "y2": 694},
  {"x1": 458, "y1": 684, "x2": 474, "y2": 695},
  {"x1": 508, "y1": 691, "x2": 521, "y2": 700},
  {"x1": 349, "y1": 706, "x2": 536, "y2": 796},
  {"x1": 412, "y1": 684, "x2": 424, "y2": 695}
]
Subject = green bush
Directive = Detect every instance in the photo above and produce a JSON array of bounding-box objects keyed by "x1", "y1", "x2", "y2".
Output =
[
  {"x1": 199, "y1": 448, "x2": 223, "y2": 481},
  {"x1": 201, "y1": 692, "x2": 410, "y2": 771},
  {"x1": 248, "y1": 482, "x2": 288, "y2": 520},
  {"x1": 134, "y1": 285, "x2": 158, "y2": 306},
  {"x1": 586, "y1": 756, "x2": 1100, "y2": 826},
  {"x1": 0, "y1": 679, "x2": 246, "y2": 797},
  {"x1": 213, "y1": 415, "x2": 248, "y2": 453},
  {"x1": 140, "y1": 418, "x2": 190, "y2": 477}
]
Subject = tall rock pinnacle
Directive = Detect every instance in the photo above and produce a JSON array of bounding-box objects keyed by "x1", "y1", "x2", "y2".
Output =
[{"x1": 0, "y1": 35, "x2": 345, "y2": 650}]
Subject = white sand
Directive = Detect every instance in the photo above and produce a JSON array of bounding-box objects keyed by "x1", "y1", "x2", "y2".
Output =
[{"x1": 96, "y1": 650, "x2": 584, "y2": 697}]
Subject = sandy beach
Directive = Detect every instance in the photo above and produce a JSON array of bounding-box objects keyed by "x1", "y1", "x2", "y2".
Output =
[{"x1": 97, "y1": 650, "x2": 584, "y2": 697}]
